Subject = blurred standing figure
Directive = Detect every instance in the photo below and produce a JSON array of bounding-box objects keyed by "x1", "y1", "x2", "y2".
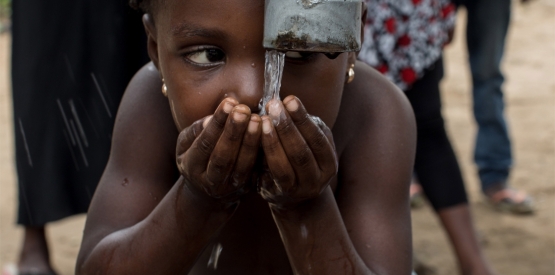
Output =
[
  {"x1": 7, "y1": 0, "x2": 148, "y2": 274},
  {"x1": 457, "y1": 0, "x2": 534, "y2": 214},
  {"x1": 359, "y1": 0, "x2": 500, "y2": 274}
]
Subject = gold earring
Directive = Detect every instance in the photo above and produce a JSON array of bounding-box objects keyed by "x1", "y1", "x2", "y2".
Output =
[
  {"x1": 347, "y1": 64, "x2": 355, "y2": 84},
  {"x1": 162, "y1": 78, "x2": 168, "y2": 97}
]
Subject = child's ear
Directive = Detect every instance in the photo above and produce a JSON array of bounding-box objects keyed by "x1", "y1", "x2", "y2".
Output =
[{"x1": 143, "y1": 14, "x2": 161, "y2": 72}]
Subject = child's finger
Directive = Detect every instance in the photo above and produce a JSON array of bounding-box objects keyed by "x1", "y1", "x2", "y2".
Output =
[
  {"x1": 176, "y1": 117, "x2": 208, "y2": 157},
  {"x1": 261, "y1": 116, "x2": 296, "y2": 193},
  {"x1": 310, "y1": 114, "x2": 338, "y2": 178},
  {"x1": 206, "y1": 105, "x2": 251, "y2": 186},
  {"x1": 282, "y1": 96, "x2": 338, "y2": 179},
  {"x1": 267, "y1": 100, "x2": 320, "y2": 187},
  {"x1": 176, "y1": 118, "x2": 206, "y2": 174},
  {"x1": 310, "y1": 114, "x2": 337, "y2": 152},
  {"x1": 185, "y1": 98, "x2": 237, "y2": 175},
  {"x1": 230, "y1": 114, "x2": 262, "y2": 187}
]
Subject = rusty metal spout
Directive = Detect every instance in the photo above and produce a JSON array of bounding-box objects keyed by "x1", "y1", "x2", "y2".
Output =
[{"x1": 263, "y1": 0, "x2": 363, "y2": 53}]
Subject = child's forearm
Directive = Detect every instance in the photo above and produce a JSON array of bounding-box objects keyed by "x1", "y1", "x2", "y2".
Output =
[
  {"x1": 270, "y1": 187, "x2": 375, "y2": 275},
  {"x1": 77, "y1": 177, "x2": 237, "y2": 275}
]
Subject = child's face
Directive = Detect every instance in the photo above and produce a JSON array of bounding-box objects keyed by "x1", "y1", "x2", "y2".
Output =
[{"x1": 148, "y1": 0, "x2": 353, "y2": 130}]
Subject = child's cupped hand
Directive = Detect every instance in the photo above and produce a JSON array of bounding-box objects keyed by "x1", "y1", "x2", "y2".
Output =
[
  {"x1": 175, "y1": 98, "x2": 262, "y2": 204},
  {"x1": 258, "y1": 96, "x2": 338, "y2": 210},
  {"x1": 174, "y1": 96, "x2": 338, "y2": 209}
]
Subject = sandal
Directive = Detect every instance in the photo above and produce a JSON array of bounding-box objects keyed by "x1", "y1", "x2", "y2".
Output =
[
  {"x1": 410, "y1": 181, "x2": 426, "y2": 209},
  {"x1": 487, "y1": 188, "x2": 535, "y2": 215},
  {"x1": 412, "y1": 254, "x2": 436, "y2": 275},
  {"x1": 2, "y1": 264, "x2": 57, "y2": 275}
]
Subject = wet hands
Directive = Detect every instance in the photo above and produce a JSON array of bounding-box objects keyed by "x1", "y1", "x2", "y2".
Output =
[
  {"x1": 176, "y1": 98, "x2": 262, "y2": 204},
  {"x1": 175, "y1": 96, "x2": 338, "y2": 209},
  {"x1": 258, "y1": 96, "x2": 338, "y2": 210}
]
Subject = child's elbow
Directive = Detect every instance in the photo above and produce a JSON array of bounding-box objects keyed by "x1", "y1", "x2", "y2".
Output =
[{"x1": 75, "y1": 243, "x2": 108, "y2": 275}]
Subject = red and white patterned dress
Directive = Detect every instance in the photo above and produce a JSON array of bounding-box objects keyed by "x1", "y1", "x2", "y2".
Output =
[{"x1": 358, "y1": 0, "x2": 456, "y2": 90}]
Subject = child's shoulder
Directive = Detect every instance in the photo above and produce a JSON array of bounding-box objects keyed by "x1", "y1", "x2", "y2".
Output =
[
  {"x1": 332, "y1": 61, "x2": 415, "y2": 201},
  {"x1": 334, "y1": 61, "x2": 415, "y2": 151},
  {"x1": 119, "y1": 62, "x2": 173, "y2": 128},
  {"x1": 343, "y1": 61, "x2": 412, "y2": 121},
  {"x1": 332, "y1": 61, "x2": 415, "y2": 190},
  {"x1": 110, "y1": 62, "x2": 178, "y2": 164}
]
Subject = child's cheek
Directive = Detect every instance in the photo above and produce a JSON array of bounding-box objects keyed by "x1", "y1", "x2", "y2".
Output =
[{"x1": 169, "y1": 98, "x2": 184, "y2": 131}]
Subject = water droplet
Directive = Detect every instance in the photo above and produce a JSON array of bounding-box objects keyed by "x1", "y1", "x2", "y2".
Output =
[
  {"x1": 251, "y1": 63, "x2": 256, "y2": 68},
  {"x1": 243, "y1": 45, "x2": 246, "y2": 49},
  {"x1": 207, "y1": 243, "x2": 223, "y2": 270},
  {"x1": 224, "y1": 93, "x2": 228, "y2": 98},
  {"x1": 122, "y1": 178, "x2": 129, "y2": 187}
]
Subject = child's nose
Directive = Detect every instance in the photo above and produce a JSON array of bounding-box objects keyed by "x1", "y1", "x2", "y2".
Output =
[{"x1": 225, "y1": 62, "x2": 265, "y2": 114}]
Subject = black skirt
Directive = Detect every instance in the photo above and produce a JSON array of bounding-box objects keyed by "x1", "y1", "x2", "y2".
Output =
[{"x1": 11, "y1": 0, "x2": 149, "y2": 225}]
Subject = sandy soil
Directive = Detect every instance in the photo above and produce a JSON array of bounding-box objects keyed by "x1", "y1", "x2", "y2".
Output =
[{"x1": 1, "y1": 1, "x2": 554, "y2": 274}]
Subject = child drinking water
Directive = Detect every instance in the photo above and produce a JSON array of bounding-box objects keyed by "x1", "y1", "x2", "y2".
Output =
[{"x1": 76, "y1": 0, "x2": 416, "y2": 274}]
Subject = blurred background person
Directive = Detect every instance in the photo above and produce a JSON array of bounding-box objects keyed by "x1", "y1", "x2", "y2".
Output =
[
  {"x1": 4, "y1": 0, "x2": 148, "y2": 274},
  {"x1": 358, "y1": 0, "x2": 500, "y2": 274},
  {"x1": 0, "y1": 0, "x2": 9, "y2": 34},
  {"x1": 454, "y1": 0, "x2": 534, "y2": 215}
]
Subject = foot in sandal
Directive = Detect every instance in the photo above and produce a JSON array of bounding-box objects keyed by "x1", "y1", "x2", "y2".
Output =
[
  {"x1": 485, "y1": 184, "x2": 535, "y2": 215},
  {"x1": 410, "y1": 179, "x2": 426, "y2": 209}
]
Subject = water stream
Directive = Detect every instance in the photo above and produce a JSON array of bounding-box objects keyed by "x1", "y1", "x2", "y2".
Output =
[{"x1": 259, "y1": 50, "x2": 285, "y2": 115}]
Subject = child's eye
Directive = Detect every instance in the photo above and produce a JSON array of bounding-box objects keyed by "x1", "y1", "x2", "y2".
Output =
[{"x1": 185, "y1": 48, "x2": 225, "y2": 66}]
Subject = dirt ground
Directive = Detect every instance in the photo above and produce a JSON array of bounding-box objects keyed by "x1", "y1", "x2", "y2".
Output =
[{"x1": 0, "y1": 1, "x2": 554, "y2": 274}]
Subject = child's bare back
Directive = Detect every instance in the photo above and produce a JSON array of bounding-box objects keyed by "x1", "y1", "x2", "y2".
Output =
[{"x1": 75, "y1": 0, "x2": 416, "y2": 274}]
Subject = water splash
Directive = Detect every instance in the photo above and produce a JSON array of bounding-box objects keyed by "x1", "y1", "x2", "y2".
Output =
[
  {"x1": 207, "y1": 243, "x2": 223, "y2": 270},
  {"x1": 69, "y1": 99, "x2": 88, "y2": 147},
  {"x1": 62, "y1": 129, "x2": 80, "y2": 170},
  {"x1": 77, "y1": 99, "x2": 100, "y2": 138},
  {"x1": 17, "y1": 119, "x2": 33, "y2": 167},
  {"x1": 57, "y1": 99, "x2": 76, "y2": 146},
  {"x1": 70, "y1": 119, "x2": 89, "y2": 167},
  {"x1": 259, "y1": 50, "x2": 285, "y2": 115},
  {"x1": 91, "y1": 73, "x2": 113, "y2": 118}
]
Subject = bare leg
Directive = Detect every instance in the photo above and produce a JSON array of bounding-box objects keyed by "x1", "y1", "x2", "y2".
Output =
[
  {"x1": 438, "y1": 204, "x2": 498, "y2": 275},
  {"x1": 17, "y1": 226, "x2": 57, "y2": 274}
]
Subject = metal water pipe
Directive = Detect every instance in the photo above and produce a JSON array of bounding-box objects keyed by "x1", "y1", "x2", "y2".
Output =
[{"x1": 263, "y1": 0, "x2": 363, "y2": 54}]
